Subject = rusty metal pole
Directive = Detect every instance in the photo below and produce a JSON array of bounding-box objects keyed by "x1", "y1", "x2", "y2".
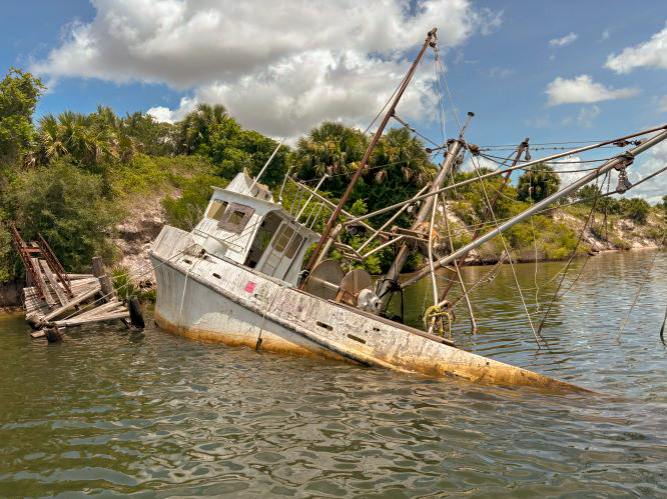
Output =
[
  {"x1": 438, "y1": 138, "x2": 529, "y2": 302},
  {"x1": 400, "y1": 127, "x2": 667, "y2": 289},
  {"x1": 377, "y1": 137, "x2": 464, "y2": 305},
  {"x1": 301, "y1": 28, "x2": 438, "y2": 286}
]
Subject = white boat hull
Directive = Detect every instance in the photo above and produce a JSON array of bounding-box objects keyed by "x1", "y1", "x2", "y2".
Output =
[{"x1": 150, "y1": 225, "x2": 590, "y2": 393}]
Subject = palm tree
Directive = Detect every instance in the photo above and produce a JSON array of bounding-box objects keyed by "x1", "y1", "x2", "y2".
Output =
[
  {"x1": 517, "y1": 164, "x2": 560, "y2": 203},
  {"x1": 370, "y1": 128, "x2": 434, "y2": 186},
  {"x1": 36, "y1": 111, "x2": 114, "y2": 167},
  {"x1": 176, "y1": 103, "x2": 228, "y2": 154},
  {"x1": 294, "y1": 122, "x2": 368, "y2": 195}
]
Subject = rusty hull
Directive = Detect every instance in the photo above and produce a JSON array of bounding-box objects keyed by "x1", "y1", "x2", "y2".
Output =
[{"x1": 150, "y1": 226, "x2": 591, "y2": 394}]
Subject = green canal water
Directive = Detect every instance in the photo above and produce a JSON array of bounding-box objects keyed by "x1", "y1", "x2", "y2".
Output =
[{"x1": 1, "y1": 250, "x2": 667, "y2": 497}]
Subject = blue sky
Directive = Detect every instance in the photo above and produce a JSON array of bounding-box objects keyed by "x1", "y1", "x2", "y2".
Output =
[{"x1": 2, "y1": 1, "x2": 666, "y2": 200}]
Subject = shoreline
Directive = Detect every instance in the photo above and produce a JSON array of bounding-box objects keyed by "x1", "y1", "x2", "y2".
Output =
[{"x1": 460, "y1": 244, "x2": 664, "y2": 267}]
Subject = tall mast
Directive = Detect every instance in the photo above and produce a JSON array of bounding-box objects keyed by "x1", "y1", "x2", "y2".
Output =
[
  {"x1": 377, "y1": 114, "x2": 473, "y2": 306},
  {"x1": 400, "y1": 128, "x2": 667, "y2": 290},
  {"x1": 438, "y1": 137, "x2": 529, "y2": 302},
  {"x1": 301, "y1": 28, "x2": 438, "y2": 284}
]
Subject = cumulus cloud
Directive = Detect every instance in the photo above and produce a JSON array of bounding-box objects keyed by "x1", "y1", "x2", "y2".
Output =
[
  {"x1": 545, "y1": 155, "x2": 587, "y2": 188},
  {"x1": 606, "y1": 23, "x2": 667, "y2": 73},
  {"x1": 461, "y1": 154, "x2": 496, "y2": 173},
  {"x1": 545, "y1": 75, "x2": 640, "y2": 106},
  {"x1": 549, "y1": 32, "x2": 577, "y2": 48},
  {"x1": 32, "y1": 0, "x2": 501, "y2": 138}
]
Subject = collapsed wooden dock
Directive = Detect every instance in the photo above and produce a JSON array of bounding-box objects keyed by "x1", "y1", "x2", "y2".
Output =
[{"x1": 11, "y1": 226, "x2": 137, "y2": 339}]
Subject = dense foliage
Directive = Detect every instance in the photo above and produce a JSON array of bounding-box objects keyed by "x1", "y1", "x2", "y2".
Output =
[
  {"x1": 0, "y1": 67, "x2": 664, "y2": 284},
  {"x1": 516, "y1": 164, "x2": 560, "y2": 203}
]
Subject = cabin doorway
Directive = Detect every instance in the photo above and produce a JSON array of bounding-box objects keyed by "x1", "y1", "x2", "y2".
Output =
[{"x1": 245, "y1": 212, "x2": 282, "y2": 269}]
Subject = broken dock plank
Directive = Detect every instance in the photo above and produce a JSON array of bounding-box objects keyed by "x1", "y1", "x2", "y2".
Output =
[
  {"x1": 31, "y1": 257, "x2": 55, "y2": 307},
  {"x1": 39, "y1": 259, "x2": 69, "y2": 306},
  {"x1": 53, "y1": 311, "x2": 130, "y2": 327},
  {"x1": 42, "y1": 282, "x2": 101, "y2": 322}
]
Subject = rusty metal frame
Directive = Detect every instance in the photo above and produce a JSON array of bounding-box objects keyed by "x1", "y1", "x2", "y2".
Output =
[
  {"x1": 37, "y1": 233, "x2": 74, "y2": 299},
  {"x1": 10, "y1": 225, "x2": 46, "y2": 302}
]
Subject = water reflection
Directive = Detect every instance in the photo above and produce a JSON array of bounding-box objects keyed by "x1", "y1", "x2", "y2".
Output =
[{"x1": 1, "y1": 251, "x2": 666, "y2": 497}]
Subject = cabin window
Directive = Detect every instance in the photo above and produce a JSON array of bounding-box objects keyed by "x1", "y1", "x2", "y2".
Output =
[
  {"x1": 272, "y1": 224, "x2": 295, "y2": 253},
  {"x1": 245, "y1": 212, "x2": 282, "y2": 268},
  {"x1": 285, "y1": 234, "x2": 303, "y2": 259},
  {"x1": 218, "y1": 203, "x2": 255, "y2": 233},
  {"x1": 207, "y1": 200, "x2": 228, "y2": 222}
]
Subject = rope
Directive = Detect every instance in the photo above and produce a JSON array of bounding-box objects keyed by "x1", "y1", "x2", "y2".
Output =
[
  {"x1": 424, "y1": 304, "x2": 453, "y2": 337},
  {"x1": 363, "y1": 73, "x2": 406, "y2": 135},
  {"x1": 468, "y1": 152, "x2": 546, "y2": 348},
  {"x1": 433, "y1": 46, "x2": 462, "y2": 132},
  {"x1": 55, "y1": 243, "x2": 197, "y2": 323},
  {"x1": 433, "y1": 47, "x2": 447, "y2": 143},
  {"x1": 616, "y1": 231, "x2": 667, "y2": 343},
  {"x1": 440, "y1": 191, "x2": 477, "y2": 333},
  {"x1": 535, "y1": 178, "x2": 603, "y2": 335}
]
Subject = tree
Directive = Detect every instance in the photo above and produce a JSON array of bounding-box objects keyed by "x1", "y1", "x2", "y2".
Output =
[
  {"x1": 122, "y1": 111, "x2": 175, "y2": 156},
  {"x1": 294, "y1": 122, "x2": 369, "y2": 195},
  {"x1": 0, "y1": 68, "x2": 45, "y2": 166},
  {"x1": 206, "y1": 127, "x2": 290, "y2": 188},
  {"x1": 623, "y1": 197, "x2": 650, "y2": 224},
  {"x1": 360, "y1": 127, "x2": 435, "y2": 223},
  {"x1": 175, "y1": 103, "x2": 228, "y2": 154},
  {"x1": 5, "y1": 159, "x2": 118, "y2": 272},
  {"x1": 36, "y1": 106, "x2": 139, "y2": 169},
  {"x1": 517, "y1": 164, "x2": 560, "y2": 203}
]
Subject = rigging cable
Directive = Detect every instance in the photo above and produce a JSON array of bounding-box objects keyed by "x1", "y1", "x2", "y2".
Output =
[
  {"x1": 535, "y1": 176, "x2": 604, "y2": 335},
  {"x1": 616, "y1": 230, "x2": 667, "y2": 343},
  {"x1": 440, "y1": 191, "x2": 478, "y2": 333},
  {"x1": 553, "y1": 173, "x2": 609, "y2": 299},
  {"x1": 468, "y1": 151, "x2": 547, "y2": 349}
]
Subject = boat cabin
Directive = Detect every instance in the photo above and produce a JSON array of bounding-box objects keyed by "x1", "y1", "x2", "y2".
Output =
[{"x1": 191, "y1": 171, "x2": 319, "y2": 285}]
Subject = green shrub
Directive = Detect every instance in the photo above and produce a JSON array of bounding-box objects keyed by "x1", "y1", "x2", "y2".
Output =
[
  {"x1": 162, "y1": 174, "x2": 225, "y2": 230},
  {"x1": 112, "y1": 266, "x2": 156, "y2": 302},
  {"x1": 5, "y1": 160, "x2": 119, "y2": 275}
]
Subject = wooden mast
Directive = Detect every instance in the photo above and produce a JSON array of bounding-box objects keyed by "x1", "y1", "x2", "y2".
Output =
[{"x1": 300, "y1": 28, "x2": 438, "y2": 285}]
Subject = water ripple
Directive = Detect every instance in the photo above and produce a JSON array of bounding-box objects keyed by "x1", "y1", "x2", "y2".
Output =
[{"x1": 1, "y1": 251, "x2": 667, "y2": 497}]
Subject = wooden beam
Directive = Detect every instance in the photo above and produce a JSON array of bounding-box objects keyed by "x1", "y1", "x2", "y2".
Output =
[
  {"x1": 42, "y1": 283, "x2": 101, "y2": 322},
  {"x1": 31, "y1": 257, "x2": 55, "y2": 307},
  {"x1": 53, "y1": 311, "x2": 130, "y2": 327},
  {"x1": 39, "y1": 259, "x2": 68, "y2": 306}
]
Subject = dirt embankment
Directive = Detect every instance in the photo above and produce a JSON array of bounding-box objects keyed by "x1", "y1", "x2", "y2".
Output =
[
  {"x1": 438, "y1": 202, "x2": 665, "y2": 265},
  {"x1": 113, "y1": 194, "x2": 170, "y2": 284}
]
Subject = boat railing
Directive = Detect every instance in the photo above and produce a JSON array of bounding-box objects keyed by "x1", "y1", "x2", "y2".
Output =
[{"x1": 281, "y1": 177, "x2": 335, "y2": 233}]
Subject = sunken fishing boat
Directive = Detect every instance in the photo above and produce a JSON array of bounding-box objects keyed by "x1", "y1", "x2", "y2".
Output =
[{"x1": 149, "y1": 28, "x2": 667, "y2": 392}]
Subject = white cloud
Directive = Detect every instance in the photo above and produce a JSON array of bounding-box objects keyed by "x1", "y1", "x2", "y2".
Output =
[
  {"x1": 577, "y1": 105, "x2": 601, "y2": 128},
  {"x1": 549, "y1": 32, "x2": 577, "y2": 48},
  {"x1": 545, "y1": 155, "x2": 587, "y2": 188},
  {"x1": 545, "y1": 74, "x2": 640, "y2": 106},
  {"x1": 625, "y1": 140, "x2": 667, "y2": 204},
  {"x1": 147, "y1": 96, "x2": 197, "y2": 124},
  {"x1": 461, "y1": 155, "x2": 496, "y2": 173},
  {"x1": 606, "y1": 23, "x2": 667, "y2": 73},
  {"x1": 31, "y1": 0, "x2": 501, "y2": 138}
]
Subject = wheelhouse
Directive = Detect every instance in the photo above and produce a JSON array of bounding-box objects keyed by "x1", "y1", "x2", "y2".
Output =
[{"x1": 191, "y1": 171, "x2": 319, "y2": 285}]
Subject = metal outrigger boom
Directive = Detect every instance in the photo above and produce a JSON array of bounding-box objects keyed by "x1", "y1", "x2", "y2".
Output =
[{"x1": 399, "y1": 127, "x2": 667, "y2": 290}]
